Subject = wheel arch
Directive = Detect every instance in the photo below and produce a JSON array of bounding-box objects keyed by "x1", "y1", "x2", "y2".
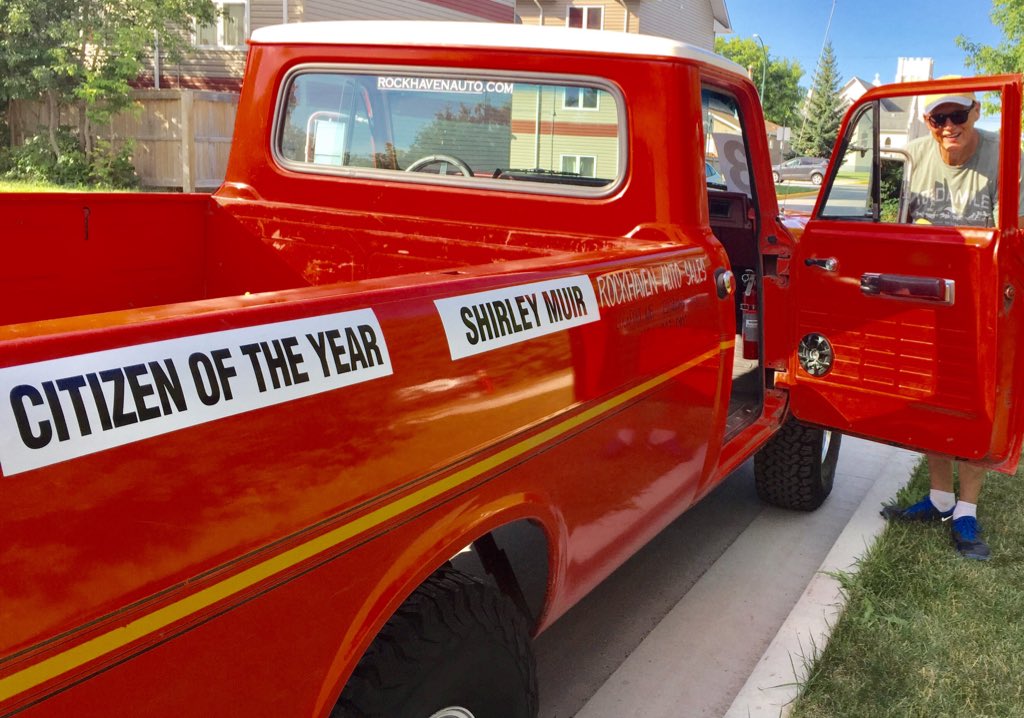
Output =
[{"x1": 312, "y1": 496, "x2": 564, "y2": 717}]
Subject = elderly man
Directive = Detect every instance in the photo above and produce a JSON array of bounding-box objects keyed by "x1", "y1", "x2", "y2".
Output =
[{"x1": 881, "y1": 82, "x2": 1019, "y2": 561}]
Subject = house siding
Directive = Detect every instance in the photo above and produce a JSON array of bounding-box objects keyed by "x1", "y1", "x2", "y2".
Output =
[
  {"x1": 516, "y1": 1, "x2": 716, "y2": 48},
  {"x1": 143, "y1": 0, "x2": 514, "y2": 91},
  {"x1": 516, "y1": 1, "x2": 636, "y2": 32},
  {"x1": 303, "y1": 0, "x2": 514, "y2": 22},
  {"x1": 509, "y1": 83, "x2": 621, "y2": 178},
  {"x1": 634, "y1": 0, "x2": 715, "y2": 48}
]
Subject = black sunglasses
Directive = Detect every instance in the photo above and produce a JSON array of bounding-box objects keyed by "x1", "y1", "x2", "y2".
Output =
[{"x1": 926, "y1": 102, "x2": 975, "y2": 128}]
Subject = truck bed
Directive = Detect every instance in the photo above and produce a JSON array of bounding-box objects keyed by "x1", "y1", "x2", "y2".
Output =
[{"x1": 0, "y1": 193, "x2": 640, "y2": 329}]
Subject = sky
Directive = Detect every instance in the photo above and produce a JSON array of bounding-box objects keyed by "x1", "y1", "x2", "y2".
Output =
[{"x1": 721, "y1": 0, "x2": 1005, "y2": 87}]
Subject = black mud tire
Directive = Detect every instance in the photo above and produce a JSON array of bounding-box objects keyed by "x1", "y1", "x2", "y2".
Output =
[
  {"x1": 332, "y1": 566, "x2": 538, "y2": 718},
  {"x1": 753, "y1": 420, "x2": 841, "y2": 511}
]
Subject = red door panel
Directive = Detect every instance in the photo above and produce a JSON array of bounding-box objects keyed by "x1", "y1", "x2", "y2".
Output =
[{"x1": 781, "y1": 75, "x2": 1024, "y2": 473}]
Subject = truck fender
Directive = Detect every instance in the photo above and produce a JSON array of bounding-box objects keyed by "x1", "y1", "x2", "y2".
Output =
[{"x1": 312, "y1": 495, "x2": 565, "y2": 717}]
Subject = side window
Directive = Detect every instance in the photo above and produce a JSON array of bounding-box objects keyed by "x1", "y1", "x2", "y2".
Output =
[
  {"x1": 820, "y1": 105, "x2": 875, "y2": 220},
  {"x1": 701, "y1": 88, "x2": 754, "y2": 198},
  {"x1": 275, "y1": 70, "x2": 624, "y2": 193},
  {"x1": 195, "y1": 0, "x2": 248, "y2": 48},
  {"x1": 567, "y1": 6, "x2": 603, "y2": 29},
  {"x1": 564, "y1": 87, "x2": 599, "y2": 110},
  {"x1": 820, "y1": 88, "x2": 1008, "y2": 227}
]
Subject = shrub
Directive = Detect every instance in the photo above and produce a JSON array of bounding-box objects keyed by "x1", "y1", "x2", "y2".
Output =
[
  {"x1": 90, "y1": 138, "x2": 138, "y2": 189},
  {"x1": 3, "y1": 128, "x2": 138, "y2": 188},
  {"x1": 879, "y1": 158, "x2": 903, "y2": 223}
]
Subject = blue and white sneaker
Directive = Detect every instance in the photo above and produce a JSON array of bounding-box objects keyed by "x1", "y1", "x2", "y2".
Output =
[
  {"x1": 951, "y1": 516, "x2": 991, "y2": 561},
  {"x1": 880, "y1": 495, "x2": 954, "y2": 523}
]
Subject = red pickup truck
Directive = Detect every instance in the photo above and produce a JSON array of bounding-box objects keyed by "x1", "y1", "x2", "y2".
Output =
[{"x1": 1, "y1": 21, "x2": 1022, "y2": 718}]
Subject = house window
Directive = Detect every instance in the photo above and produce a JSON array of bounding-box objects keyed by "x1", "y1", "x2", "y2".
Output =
[
  {"x1": 564, "y1": 86, "x2": 599, "y2": 110},
  {"x1": 196, "y1": 1, "x2": 247, "y2": 48},
  {"x1": 561, "y1": 155, "x2": 597, "y2": 177},
  {"x1": 567, "y1": 6, "x2": 603, "y2": 30}
]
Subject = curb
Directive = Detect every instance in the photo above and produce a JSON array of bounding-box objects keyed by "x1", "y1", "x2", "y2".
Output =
[{"x1": 722, "y1": 445, "x2": 920, "y2": 718}]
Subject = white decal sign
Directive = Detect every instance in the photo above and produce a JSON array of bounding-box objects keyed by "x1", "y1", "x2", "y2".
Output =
[
  {"x1": 376, "y1": 76, "x2": 515, "y2": 95},
  {"x1": 0, "y1": 309, "x2": 392, "y2": 476},
  {"x1": 595, "y1": 257, "x2": 708, "y2": 308},
  {"x1": 713, "y1": 132, "x2": 752, "y2": 197},
  {"x1": 434, "y1": 276, "x2": 600, "y2": 360}
]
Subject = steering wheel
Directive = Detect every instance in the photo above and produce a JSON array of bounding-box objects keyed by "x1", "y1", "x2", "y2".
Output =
[{"x1": 404, "y1": 154, "x2": 474, "y2": 177}]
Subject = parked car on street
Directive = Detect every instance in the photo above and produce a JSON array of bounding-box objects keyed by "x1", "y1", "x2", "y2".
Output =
[
  {"x1": 705, "y1": 160, "x2": 726, "y2": 188},
  {"x1": 772, "y1": 156, "x2": 828, "y2": 185}
]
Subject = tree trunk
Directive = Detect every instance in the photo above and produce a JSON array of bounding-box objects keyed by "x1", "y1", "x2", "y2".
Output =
[
  {"x1": 46, "y1": 90, "x2": 59, "y2": 156},
  {"x1": 79, "y1": 103, "x2": 93, "y2": 160}
]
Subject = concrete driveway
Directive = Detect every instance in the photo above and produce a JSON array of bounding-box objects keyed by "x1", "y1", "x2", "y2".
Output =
[{"x1": 534, "y1": 437, "x2": 919, "y2": 718}]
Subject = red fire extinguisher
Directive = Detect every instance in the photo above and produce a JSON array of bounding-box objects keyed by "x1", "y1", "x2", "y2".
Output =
[{"x1": 740, "y1": 270, "x2": 759, "y2": 360}]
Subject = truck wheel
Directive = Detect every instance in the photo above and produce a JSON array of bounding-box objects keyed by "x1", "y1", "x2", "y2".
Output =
[
  {"x1": 753, "y1": 420, "x2": 841, "y2": 511},
  {"x1": 332, "y1": 566, "x2": 538, "y2": 718}
]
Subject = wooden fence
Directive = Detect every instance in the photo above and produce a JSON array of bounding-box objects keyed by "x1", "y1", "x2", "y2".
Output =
[{"x1": 10, "y1": 89, "x2": 238, "y2": 191}]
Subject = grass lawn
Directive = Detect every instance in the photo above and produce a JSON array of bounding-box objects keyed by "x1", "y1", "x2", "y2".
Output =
[
  {"x1": 0, "y1": 178, "x2": 90, "y2": 192},
  {"x1": 790, "y1": 458, "x2": 1024, "y2": 718},
  {"x1": 775, "y1": 183, "x2": 819, "y2": 197}
]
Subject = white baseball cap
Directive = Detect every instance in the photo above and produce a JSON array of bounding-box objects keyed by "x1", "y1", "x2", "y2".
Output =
[{"x1": 923, "y1": 76, "x2": 976, "y2": 114}]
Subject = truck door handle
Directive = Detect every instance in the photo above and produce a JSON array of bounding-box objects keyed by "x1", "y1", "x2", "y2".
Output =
[
  {"x1": 860, "y1": 273, "x2": 955, "y2": 305},
  {"x1": 805, "y1": 257, "x2": 838, "y2": 272}
]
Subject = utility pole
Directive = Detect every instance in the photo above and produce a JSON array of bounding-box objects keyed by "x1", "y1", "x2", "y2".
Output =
[{"x1": 752, "y1": 34, "x2": 767, "y2": 103}]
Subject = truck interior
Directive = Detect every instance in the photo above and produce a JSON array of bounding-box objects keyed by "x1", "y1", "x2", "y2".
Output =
[
  {"x1": 702, "y1": 87, "x2": 764, "y2": 440},
  {"x1": 707, "y1": 188, "x2": 762, "y2": 439}
]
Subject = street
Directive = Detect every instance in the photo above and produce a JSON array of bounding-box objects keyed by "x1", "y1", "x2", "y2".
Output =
[{"x1": 776, "y1": 181, "x2": 820, "y2": 214}]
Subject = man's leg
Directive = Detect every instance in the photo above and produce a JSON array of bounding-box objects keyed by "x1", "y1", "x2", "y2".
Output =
[
  {"x1": 881, "y1": 454, "x2": 954, "y2": 521},
  {"x1": 951, "y1": 463, "x2": 990, "y2": 560},
  {"x1": 926, "y1": 454, "x2": 955, "y2": 493},
  {"x1": 956, "y1": 463, "x2": 985, "y2": 506},
  {"x1": 926, "y1": 455, "x2": 957, "y2": 513}
]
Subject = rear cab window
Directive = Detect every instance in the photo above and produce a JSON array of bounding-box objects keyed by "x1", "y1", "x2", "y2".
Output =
[{"x1": 274, "y1": 67, "x2": 625, "y2": 195}]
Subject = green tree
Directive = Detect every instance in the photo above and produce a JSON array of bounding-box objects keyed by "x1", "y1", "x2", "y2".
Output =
[
  {"x1": 956, "y1": 0, "x2": 1024, "y2": 114},
  {"x1": 793, "y1": 42, "x2": 844, "y2": 159},
  {"x1": 715, "y1": 36, "x2": 804, "y2": 127},
  {"x1": 0, "y1": 0, "x2": 216, "y2": 182}
]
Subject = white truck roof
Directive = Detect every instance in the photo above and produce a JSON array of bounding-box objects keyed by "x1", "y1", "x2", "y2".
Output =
[{"x1": 250, "y1": 21, "x2": 746, "y2": 78}]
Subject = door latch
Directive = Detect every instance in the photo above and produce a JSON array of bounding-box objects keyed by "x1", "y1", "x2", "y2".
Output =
[{"x1": 804, "y1": 257, "x2": 838, "y2": 272}]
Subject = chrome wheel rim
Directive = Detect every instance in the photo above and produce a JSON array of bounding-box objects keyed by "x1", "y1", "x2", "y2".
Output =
[{"x1": 428, "y1": 709, "x2": 476, "y2": 718}]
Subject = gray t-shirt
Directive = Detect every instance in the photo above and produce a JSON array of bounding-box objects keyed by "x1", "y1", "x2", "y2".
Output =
[{"x1": 906, "y1": 128, "x2": 1004, "y2": 227}]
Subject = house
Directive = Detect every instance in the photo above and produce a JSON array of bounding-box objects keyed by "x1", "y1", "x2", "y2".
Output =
[
  {"x1": 840, "y1": 75, "x2": 878, "y2": 108},
  {"x1": 145, "y1": 0, "x2": 518, "y2": 91},
  {"x1": 514, "y1": 0, "x2": 732, "y2": 48},
  {"x1": 505, "y1": 1, "x2": 731, "y2": 181},
  {"x1": 871, "y1": 57, "x2": 933, "y2": 149}
]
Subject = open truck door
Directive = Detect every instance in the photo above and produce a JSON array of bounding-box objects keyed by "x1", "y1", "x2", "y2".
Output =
[{"x1": 780, "y1": 74, "x2": 1024, "y2": 473}]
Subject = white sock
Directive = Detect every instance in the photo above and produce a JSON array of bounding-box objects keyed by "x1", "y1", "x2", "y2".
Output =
[
  {"x1": 930, "y1": 489, "x2": 956, "y2": 513},
  {"x1": 953, "y1": 501, "x2": 977, "y2": 521}
]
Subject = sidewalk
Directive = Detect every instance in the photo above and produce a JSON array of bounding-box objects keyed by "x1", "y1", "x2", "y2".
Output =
[{"x1": 571, "y1": 437, "x2": 919, "y2": 718}]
